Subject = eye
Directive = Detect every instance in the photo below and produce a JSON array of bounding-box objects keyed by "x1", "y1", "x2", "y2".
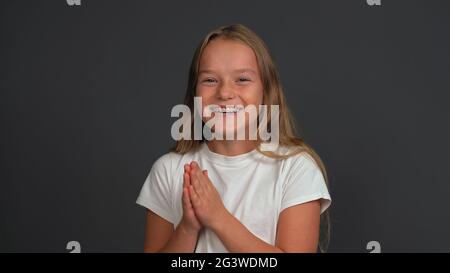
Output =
[
  {"x1": 201, "y1": 78, "x2": 217, "y2": 85},
  {"x1": 236, "y1": 77, "x2": 251, "y2": 84}
]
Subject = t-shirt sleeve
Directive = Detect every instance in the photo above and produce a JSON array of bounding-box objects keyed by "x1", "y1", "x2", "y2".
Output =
[
  {"x1": 136, "y1": 153, "x2": 176, "y2": 224},
  {"x1": 281, "y1": 153, "x2": 332, "y2": 214}
]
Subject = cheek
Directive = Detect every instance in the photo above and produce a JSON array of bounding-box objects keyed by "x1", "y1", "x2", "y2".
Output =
[
  {"x1": 196, "y1": 87, "x2": 214, "y2": 122},
  {"x1": 195, "y1": 85, "x2": 204, "y2": 98},
  {"x1": 241, "y1": 85, "x2": 264, "y2": 105},
  {"x1": 196, "y1": 87, "x2": 213, "y2": 104}
]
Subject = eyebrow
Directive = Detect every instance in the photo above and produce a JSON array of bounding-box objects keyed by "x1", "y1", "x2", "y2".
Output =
[{"x1": 198, "y1": 68, "x2": 257, "y2": 75}]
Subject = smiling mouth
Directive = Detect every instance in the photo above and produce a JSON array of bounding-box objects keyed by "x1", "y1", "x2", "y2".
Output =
[{"x1": 209, "y1": 105, "x2": 245, "y2": 113}]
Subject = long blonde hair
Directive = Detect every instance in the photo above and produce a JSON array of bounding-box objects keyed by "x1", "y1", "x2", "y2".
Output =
[{"x1": 172, "y1": 24, "x2": 331, "y2": 252}]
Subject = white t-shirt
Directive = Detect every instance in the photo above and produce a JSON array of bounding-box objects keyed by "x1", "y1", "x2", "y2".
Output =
[{"x1": 136, "y1": 142, "x2": 331, "y2": 253}]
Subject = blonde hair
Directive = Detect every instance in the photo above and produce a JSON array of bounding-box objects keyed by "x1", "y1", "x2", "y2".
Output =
[{"x1": 172, "y1": 24, "x2": 331, "y2": 252}]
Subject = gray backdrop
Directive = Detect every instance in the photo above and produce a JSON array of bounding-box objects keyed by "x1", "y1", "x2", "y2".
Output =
[{"x1": 1, "y1": 0, "x2": 449, "y2": 252}]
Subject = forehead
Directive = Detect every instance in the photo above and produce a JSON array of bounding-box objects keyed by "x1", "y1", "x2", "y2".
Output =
[{"x1": 199, "y1": 38, "x2": 259, "y2": 72}]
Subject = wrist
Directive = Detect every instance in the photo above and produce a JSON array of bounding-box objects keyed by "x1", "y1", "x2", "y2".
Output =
[
  {"x1": 179, "y1": 221, "x2": 200, "y2": 236},
  {"x1": 210, "y1": 208, "x2": 232, "y2": 234}
]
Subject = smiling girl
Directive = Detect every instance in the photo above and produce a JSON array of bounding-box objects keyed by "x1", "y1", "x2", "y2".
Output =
[{"x1": 136, "y1": 24, "x2": 332, "y2": 253}]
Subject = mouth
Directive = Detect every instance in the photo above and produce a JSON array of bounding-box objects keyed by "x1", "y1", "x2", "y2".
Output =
[{"x1": 209, "y1": 105, "x2": 245, "y2": 114}]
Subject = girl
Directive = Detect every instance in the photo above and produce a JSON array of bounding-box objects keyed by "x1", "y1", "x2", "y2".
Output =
[{"x1": 136, "y1": 24, "x2": 331, "y2": 253}]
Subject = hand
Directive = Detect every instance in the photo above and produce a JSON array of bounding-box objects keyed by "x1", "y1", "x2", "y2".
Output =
[
  {"x1": 180, "y1": 164, "x2": 202, "y2": 234},
  {"x1": 188, "y1": 161, "x2": 229, "y2": 230}
]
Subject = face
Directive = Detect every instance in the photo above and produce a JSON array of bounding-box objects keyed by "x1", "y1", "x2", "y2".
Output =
[{"x1": 196, "y1": 38, "x2": 264, "y2": 139}]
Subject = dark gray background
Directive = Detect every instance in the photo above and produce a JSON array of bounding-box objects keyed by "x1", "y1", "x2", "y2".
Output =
[{"x1": 1, "y1": 0, "x2": 449, "y2": 252}]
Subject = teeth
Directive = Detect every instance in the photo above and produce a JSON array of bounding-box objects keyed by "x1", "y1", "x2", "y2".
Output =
[{"x1": 210, "y1": 105, "x2": 244, "y2": 113}]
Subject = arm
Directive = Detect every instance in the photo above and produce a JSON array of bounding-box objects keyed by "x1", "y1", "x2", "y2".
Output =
[
  {"x1": 210, "y1": 209, "x2": 284, "y2": 253},
  {"x1": 143, "y1": 210, "x2": 200, "y2": 253},
  {"x1": 210, "y1": 200, "x2": 321, "y2": 253},
  {"x1": 144, "y1": 164, "x2": 203, "y2": 253},
  {"x1": 187, "y1": 161, "x2": 322, "y2": 253}
]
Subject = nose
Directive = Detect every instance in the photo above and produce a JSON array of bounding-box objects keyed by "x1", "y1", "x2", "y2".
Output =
[{"x1": 217, "y1": 81, "x2": 235, "y2": 101}]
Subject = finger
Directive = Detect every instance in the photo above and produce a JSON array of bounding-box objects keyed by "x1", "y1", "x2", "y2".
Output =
[
  {"x1": 199, "y1": 170, "x2": 211, "y2": 191},
  {"x1": 183, "y1": 186, "x2": 193, "y2": 210},
  {"x1": 191, "y1": 166, "x2": 206, "y2": 191},
  {"x1": 192, "y1": 162, "x2": 207, "y2": 188},
  {"x1": 184, "y1": 170, "x2": 191, "y2": 188},
  {"x1": 184, "y1": 164, "x2": 191, "y2": 173},
  {"x1": 183, "y1": 169, "x2": 191, "y2": 186},
  {"x1": 192, "y1": 167, "x2": 208, "y2": 192},
  {"x1": 190, "y1": 161, "x2": 201, "y2": 171},
  {"x1": 189, "y1": 185, "x2": 200, "y2": 206},
  {"x1": 198, "y1": 170, "x2": 210, "y2": 192},
  {"x1": 182, "y1": 186, "x2": 188, "y2": 207},
  {"x1": 190, "y1": 170, "x2": 204, "y2": 195}
]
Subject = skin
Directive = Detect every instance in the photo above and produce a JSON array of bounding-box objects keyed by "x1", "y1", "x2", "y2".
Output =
[
  {"x1": 144, "y1": 38, "x2": 321, "y2": 253},
  {"x1": 197, "y1": 37, "x2": 263, "y2": 155}
]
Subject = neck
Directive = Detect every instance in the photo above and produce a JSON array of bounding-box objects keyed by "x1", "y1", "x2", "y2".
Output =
[{"x1": 206, "y1": 140, "x2": 258, "y2": 156}]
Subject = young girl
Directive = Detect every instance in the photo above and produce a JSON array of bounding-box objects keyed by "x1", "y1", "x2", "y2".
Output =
[{"x1": 136, "y1": 24, "x2": 332, "y2": 253}]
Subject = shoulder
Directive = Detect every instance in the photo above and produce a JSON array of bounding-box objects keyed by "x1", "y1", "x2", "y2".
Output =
[
  {"x1": 274, "y1": 145, "x2": 320, "y2": 167},
  {"x1": 274, "y1": 145, "x2": 324, "y2": 180},
  {"x1": 150, "y1": 148, "x2": 198, "y2": 175},
  {"x1": 151, "y1": 152, "x2": 177, "y2": 170},
  {"x1": 151, "y1": 151, "x2": 183, "y2": 174}
]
